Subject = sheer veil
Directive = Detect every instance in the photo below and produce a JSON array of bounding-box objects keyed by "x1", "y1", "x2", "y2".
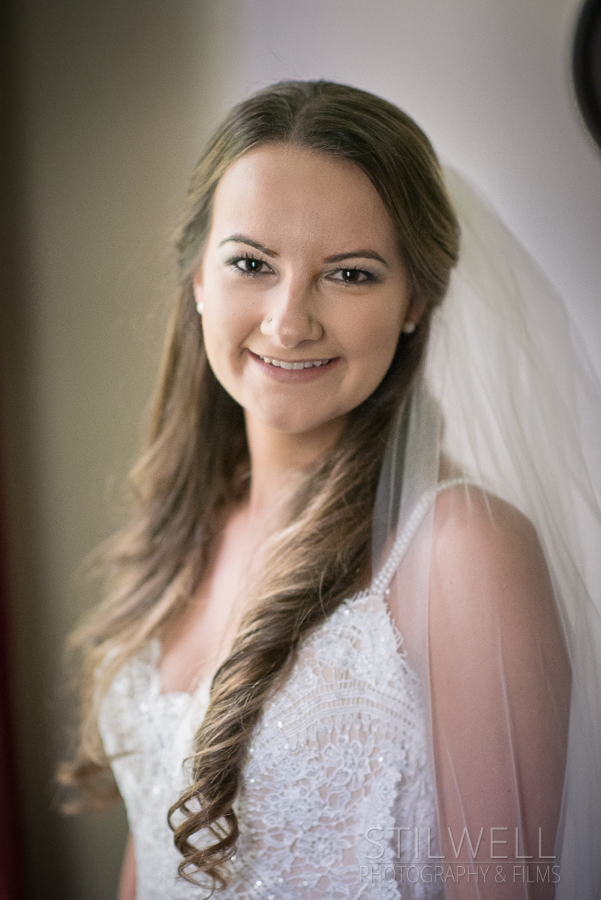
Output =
[{"x1": 374, "y1": 168, "x2": 601, "y2": 898}]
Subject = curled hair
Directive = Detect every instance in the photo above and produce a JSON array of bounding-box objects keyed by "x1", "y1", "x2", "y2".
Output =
[{"x1": 61, "y1": 80, "x2": 459, "y2": 893}]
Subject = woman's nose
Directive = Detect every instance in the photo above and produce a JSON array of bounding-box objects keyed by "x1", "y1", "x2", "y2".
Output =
[{"x1": 260, "y1": 278, "x2": 323, "y2": 346}]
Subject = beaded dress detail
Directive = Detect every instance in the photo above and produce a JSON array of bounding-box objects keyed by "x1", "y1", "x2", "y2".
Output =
[{"x1": 98, "y1": 483, "x2": 465, "y2": 899}]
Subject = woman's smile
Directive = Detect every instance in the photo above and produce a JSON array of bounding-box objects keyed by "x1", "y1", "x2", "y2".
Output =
[
  {"x1": 193, "y1": 143, "x2": 415, "y2": 438},
  {"x1": 255, "y1": 354, "x2": 332, "y2": 370},
  {"x1": 249, "y1": 350, "x2": 340, "y2": 383}
]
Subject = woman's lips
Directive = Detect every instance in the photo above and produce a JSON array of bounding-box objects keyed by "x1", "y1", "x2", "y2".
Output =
[
  {"x1": 259, "y1": 355, "x2": 331, "y2": 369},
  {"x1": 249, "y1": 351, "x2": 339, "y2": 382}
]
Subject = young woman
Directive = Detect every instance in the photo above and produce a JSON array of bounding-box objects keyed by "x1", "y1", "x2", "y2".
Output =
[{"x1": 62, "y1": 81, "x2": 601, "y2": 899}]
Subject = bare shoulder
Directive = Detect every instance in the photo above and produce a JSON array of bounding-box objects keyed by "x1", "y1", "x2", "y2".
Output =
[
  {"x1": 430, "y1": 483, "x2": 557, "y2": 627},
  {"x1": 433, "y1": 482, "x2": 537, "y2": 555},
  {"x1": 429, "y1": 483, "x2": 570, "y2": 714}
]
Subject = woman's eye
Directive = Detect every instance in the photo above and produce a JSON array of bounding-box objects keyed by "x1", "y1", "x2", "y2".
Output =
[
  {"x1": 329, "y1": 267, "x2": 374, "y2": 285},
  {"x1": 229, "y1": 255, "x2": 271, "y2": 276}
]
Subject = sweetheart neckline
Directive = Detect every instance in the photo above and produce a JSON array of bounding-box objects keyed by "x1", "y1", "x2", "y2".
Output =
[
  {"x1": 149, "y1": 586, "x2": 373, "y2": 700},
  {"x1": 144, "y1": 479, "x2": 471, "y2": 700},
  {"x1": 146, "y1": 638, "x2": 213, "y2": 702}
]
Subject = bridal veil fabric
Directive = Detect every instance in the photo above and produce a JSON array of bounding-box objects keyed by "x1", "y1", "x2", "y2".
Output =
[{"x1": 373, "y1": 167, "x2": 601, "y2": 898}]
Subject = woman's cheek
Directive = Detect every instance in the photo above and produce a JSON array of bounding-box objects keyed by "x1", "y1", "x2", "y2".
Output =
[{"x1": 345, "y1": 314, "x2": 402, "y2": 363}]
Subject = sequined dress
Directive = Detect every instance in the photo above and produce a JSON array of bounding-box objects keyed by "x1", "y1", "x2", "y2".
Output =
[{"x1": 98, "y1": 487, "x2": 452, "y2": 900}]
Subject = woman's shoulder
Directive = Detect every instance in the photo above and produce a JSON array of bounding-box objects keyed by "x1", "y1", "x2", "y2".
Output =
[
  {"x1": 433, "y1": 481, "x2": 537, "y2": 551},
  {"x1": 430, "y1": 482, "x2": 557, "y2": 625}
]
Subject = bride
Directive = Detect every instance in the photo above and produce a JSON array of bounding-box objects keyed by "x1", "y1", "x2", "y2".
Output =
[{"x1": 61, "y1": 80, "x2": 601, "y2": 899}]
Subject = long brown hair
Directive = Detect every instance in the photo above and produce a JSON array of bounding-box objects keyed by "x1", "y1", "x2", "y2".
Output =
[{"x1": 62, "y1": 80, "x2": 459, "y2": 892}]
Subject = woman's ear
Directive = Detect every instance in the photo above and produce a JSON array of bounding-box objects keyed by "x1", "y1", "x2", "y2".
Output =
[
  {"x1": 193, "y1": 269, "x2": 204, "y2": 316},
  {"x1": 411, "y1": 295, "x2": 427, "y2": 323},
  {"x1": 402, "y1": 297, "x2": 427, "y2": 333}
]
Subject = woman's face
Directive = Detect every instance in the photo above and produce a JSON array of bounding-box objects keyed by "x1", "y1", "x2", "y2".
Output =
[{"x1": 194, "y1": 144, "x2": 415, "y2": 440}]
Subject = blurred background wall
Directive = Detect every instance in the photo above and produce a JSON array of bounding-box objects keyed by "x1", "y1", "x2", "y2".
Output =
[{"x1": 1, "y1": 0, "x2": 599, "y2": 897}]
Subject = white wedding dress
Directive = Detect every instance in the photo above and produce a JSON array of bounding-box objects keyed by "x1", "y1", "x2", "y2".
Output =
[{"x1": 97, "y1": 485, "x2": 457, "y2": 900}]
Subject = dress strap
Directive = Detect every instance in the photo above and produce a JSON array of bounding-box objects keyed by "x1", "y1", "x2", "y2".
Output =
[{"x1": 371, "y1": 477, "x2": 474, "y2": 597}]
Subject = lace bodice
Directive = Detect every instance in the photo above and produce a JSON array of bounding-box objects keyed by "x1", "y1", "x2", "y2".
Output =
[{"x1": 98, "y1": 486, "x2": 459, "y2": 900}]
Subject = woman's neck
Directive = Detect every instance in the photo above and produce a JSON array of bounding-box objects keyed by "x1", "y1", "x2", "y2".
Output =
[{"x1": 244, "y1": 411, "x2": 346, "y2": 516}]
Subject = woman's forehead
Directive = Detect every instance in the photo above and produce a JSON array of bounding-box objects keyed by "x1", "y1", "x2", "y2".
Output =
[{"x1": 208, "y1": 143, "x2": 400, "y2": 258}]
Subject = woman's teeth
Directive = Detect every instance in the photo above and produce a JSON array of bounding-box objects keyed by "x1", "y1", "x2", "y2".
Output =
[{"x1": 259, "y1": 356, "x2": 331, "y2": 370}]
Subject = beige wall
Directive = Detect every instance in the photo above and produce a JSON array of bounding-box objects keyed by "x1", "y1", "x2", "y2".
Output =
[
  {"x1": 3, "y1": 2, "x2": 239, "y2": 898},
  {"x1": 2, "y1": 1, "x2": 599, "y2": 898}
]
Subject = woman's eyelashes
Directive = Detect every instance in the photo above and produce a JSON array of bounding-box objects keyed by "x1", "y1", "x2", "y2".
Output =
[
  {"x1": 226, "y1": 254, "x2": 380, "y2": 286},
  {"x1": 227, "y1": 254, "x2": 273, "y2": 276},
  {"x1": 326, "y1": 266, "x2": 379, "y2": 286}
]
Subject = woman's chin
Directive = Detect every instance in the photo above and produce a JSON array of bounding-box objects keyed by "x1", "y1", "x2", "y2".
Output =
[{"x1": 244, "y1": 406, "x2": 349, "y2": 445}]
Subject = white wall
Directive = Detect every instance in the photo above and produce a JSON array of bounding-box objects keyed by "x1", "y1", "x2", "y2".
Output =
[{"x1": 5, "y1": 1, "x2": 599, "y2": 898}]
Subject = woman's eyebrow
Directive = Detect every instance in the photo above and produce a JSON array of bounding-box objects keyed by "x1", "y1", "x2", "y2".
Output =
[
  {"x1": 217, "y1": 236, "x2": 388, "y2": 268},
  {"x1": 218, "y1": 234, "x2": 278, "y2": 257},
  {"x1": 324, "y1": 250, "x2": 388, "y2": 267}
]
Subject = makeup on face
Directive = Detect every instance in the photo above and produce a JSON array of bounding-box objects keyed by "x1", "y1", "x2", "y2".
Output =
[{"x1": 194, "y1": 144, "x2": 413, "y2": 440}]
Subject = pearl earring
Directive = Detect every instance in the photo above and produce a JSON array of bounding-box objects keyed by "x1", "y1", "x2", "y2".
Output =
[
  {"x1": 401, "y1": 321, "x2": 416, "y2": 334},
  {"x1": 196, "y1": 301, "x2": 204, "y2": 315}
]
